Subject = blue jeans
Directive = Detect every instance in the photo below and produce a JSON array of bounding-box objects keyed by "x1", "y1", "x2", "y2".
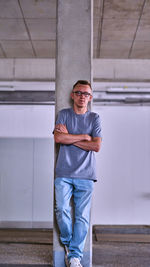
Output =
[{"x1": 54, "y1": 177, "x2": 94, "y2": 260}]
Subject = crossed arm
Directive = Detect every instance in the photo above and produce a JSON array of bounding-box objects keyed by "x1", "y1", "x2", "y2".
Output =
[{"x1": 54, "y1": 124, "x2": 101, "y2": 152}]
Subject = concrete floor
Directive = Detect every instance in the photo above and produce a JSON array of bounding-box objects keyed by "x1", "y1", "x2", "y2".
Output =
[{"x1": 0, "y1": 228, "x2": 150, "y2": 267}]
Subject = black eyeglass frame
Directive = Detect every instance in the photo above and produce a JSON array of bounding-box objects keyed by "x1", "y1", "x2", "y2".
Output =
[{"x1": 72, "y1": 91, "x2": 92, "y2": 97}]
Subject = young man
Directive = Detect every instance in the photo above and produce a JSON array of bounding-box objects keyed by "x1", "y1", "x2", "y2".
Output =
[{"x1": 54, "y1": 80, "x2": 102, "y2": 267}]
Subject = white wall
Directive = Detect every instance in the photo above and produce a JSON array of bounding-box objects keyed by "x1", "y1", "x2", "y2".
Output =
[
  {"x1": 0, "y1": 105, "x2": 54, "y2": 138},
  {"x1": 0, "y1": 103, "x2": 150, "y2": 226},
  {"x1": 0, "y1": 105, "x2": 55, "y2": 228},
  {"x1": 92, "y1": 105, "x2": 150, "y2": 225}
]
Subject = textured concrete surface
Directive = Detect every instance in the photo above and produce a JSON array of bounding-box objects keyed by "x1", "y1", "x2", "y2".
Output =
[
  {"x1": 0, "y1": 228, "x2": 150, "y2": 266},
  {"x1": 1, "y1": 240, "x2": 150, "y2": 267},
  {"x1": 1, "y1": 57, "x2": 150, "y2": 82},
  {"x1": 2, "y1": 58, "x2": 150, "y2": 82},
  {"x1": 0, "y1": 243, "x2": 52, "y2": 265},
  {"x1": 93, "y1": 242, "x2": 150, "y2": 267},
  {"x1": 54, "y1": 0, "x2": 92, "y2": 266},
  {"x1": 0, "y1": 240, "x2": 150, "y2": 267},
  {"x1": 0, "y1": 0, "x2": 150, "y2": 58}
]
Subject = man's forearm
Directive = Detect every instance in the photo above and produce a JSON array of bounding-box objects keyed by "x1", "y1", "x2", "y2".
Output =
[
  {"x1": 74, "y1": 138, "x2": 101, "y2": 152},
  {"x1": 54, "y1": 132, "x2": 91, "y2": 144}
]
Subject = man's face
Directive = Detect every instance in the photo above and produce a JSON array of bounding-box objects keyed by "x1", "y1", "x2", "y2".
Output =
[{"x1": 71, "y1": 84, "x2": 92, "y2": 109}]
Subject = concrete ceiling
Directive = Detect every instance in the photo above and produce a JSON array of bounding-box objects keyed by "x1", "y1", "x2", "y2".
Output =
[{"x1": 0, "y1": 0, "x2": 149, "y2": 59}]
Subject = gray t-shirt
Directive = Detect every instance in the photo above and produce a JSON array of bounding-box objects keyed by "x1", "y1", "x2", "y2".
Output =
[{"x1": 55, "y1": 108, "x2": 102, "y2": 181}]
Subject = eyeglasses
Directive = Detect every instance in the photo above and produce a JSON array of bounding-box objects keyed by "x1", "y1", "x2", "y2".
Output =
[{"x1": 73, "y1": 91, "x2": 91, "y2": 97}]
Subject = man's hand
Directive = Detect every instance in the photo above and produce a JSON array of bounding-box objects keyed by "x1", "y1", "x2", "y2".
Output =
[
  {"x1": 54, "y1": 124, "x2": 92, "y2": 145},
  {"x1": 54, "y1": 124, "x2": 68, "y2": 134},
  {"x1": 84, "y1": 135, "x2": 92, "y2": 141}
]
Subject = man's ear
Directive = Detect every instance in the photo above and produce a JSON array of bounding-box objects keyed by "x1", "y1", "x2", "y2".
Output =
[
  {"x1": 70, "y1": 92, "x2": 74, "y2": 100},
  {"x1": 89, "y1": 95, "x2": 93, "y2": 102}
]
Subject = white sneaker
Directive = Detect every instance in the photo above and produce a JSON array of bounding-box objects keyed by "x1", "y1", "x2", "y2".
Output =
[{"x1": 69, "y1": 257, "x2": 83, "y2": 267}]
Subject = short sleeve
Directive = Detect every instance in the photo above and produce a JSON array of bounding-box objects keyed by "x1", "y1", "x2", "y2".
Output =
[
  {"x1": 52, "y1": 109, "x2": 66, "y2": 134},
  {"x1": 91, "y1": 114, "x2": 102, "y2": 138},
  {"x1": 55, "y1": 110, "x2": 66, "y2": 125}
]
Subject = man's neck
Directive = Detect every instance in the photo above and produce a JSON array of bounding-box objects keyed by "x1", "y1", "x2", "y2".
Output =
[{"x1": 73, "y1": 105, "x2": 88, "y2": 114}]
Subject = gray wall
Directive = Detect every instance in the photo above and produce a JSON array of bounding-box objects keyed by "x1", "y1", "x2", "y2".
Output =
[{"x1": 1, "y1": 58, "x2": 150, "y2": 81}]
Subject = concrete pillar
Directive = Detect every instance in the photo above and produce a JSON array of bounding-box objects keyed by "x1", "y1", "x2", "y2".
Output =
[{"x1": 53, "y1": 1, "x2": 93, "y2": 266}]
